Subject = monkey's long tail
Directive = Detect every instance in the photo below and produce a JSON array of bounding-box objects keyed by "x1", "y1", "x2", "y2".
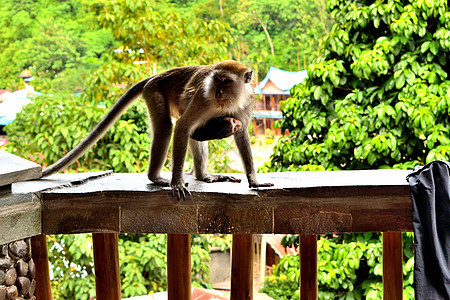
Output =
[{"x1": 42, "y1": 78, "x2": 151, "y2": 177}]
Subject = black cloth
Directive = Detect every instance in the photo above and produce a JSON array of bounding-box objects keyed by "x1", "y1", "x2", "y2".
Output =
[{"x1": 407, "y1": 161, "x2": 450, "y2": 300}]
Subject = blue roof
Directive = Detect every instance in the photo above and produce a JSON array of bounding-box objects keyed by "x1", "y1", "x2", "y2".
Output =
[
  {"x1": 0, "y1": 89, "x2": 42, "y2": 125},
  {"x1": 254, "y1": 67, "x2": 308, "y2": 95}
]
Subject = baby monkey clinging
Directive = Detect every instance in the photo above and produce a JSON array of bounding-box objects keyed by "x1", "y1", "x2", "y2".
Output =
[{"x1": 42, "y1": 60, "x2": 273, "y2": 199}]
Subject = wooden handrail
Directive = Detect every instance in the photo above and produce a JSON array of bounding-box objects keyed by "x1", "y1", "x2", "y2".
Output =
[{"x1": 8, "y1": 170, "x2": 412, "y2": 299}]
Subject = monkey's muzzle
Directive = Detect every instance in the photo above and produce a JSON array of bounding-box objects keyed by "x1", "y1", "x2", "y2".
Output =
[{"x1": 231, "y1": 118, "x2": 242, "y2": 133}]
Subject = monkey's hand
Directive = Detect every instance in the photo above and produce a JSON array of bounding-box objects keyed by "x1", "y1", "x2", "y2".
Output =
[
  {"x1": 198, "y1": 174, "x2": 242, "y2": 183},
  {"x1": 171, "y1": 181, "x2": 191, "y2": 201},
  {"x1": 249, "y1": 182, "x2": 274, "y2": 189}
]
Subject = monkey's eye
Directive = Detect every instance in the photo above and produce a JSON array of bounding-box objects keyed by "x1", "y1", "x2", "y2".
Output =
[{"x1": 223, "y1": 78, "x2": 233, "y2": 85}]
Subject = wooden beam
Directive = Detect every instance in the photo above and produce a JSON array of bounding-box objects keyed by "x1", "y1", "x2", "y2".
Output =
[
  {"x1": 300, "y1": 235, "x2": 318, "y2": 300},
  {"x1": 0, "y1": 150, "x2": 42, "y2": 186},
  {"x1": 31, "y1": 235, "x2": 53, "y2": 300},
  {"x1": 0, "y1": 200, "x2": 41, "y2": 245},
  {"x1": 12, "y1": 171, "x2": 413, "y2": 235},
  {"x1": 231, "y1": 234, "x2": 253, "y2": 300},
  {"x1": 167, "y1": 234, "x2": 191, "y2": 300},
  {"x1": 93, "y1": 233, "x2": 121, "y2": 300},
  {"x1": 383, "y1": 232, "x2": 403, "y2": 300}
]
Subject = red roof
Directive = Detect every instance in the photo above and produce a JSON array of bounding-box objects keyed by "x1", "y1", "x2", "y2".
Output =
[{"x1": 266, "y1": 234, "x2": 298, "y2": 257}]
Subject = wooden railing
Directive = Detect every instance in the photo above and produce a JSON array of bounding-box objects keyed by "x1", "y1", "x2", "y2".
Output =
[{"x1": 7, "y1": 169, "x2": 412, "y2": 299}]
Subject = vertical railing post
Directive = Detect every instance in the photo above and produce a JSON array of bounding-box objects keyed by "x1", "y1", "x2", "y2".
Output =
[
  {"x1": 259, "y1": 235, "x2": 267, "y2": 284},
  {"x1": 167, "y1": 234, "x2": 191, "y2": 300},
  {"x1": 31, "y1": 234, "x2": 53, "y2": 300},
  {"x1": 93, "y1": 233, "x2": 121, "y2": 300},
  {"x1": 300, "y1": 234, "x2": 318, "y2": 300},
  {"x1": 231, "y1": 234, "x2": 253, "y2": 300},
  {"x1": 383, "y1": 232, "x2": 403, "y2": 300}
]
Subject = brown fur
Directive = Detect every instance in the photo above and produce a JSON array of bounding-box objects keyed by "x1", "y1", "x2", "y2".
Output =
[{"x1": 42, "y1": 61, "x2": 272, "y2": 199}]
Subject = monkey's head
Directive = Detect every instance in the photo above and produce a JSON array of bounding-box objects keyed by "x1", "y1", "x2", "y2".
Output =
[{"x1": 206, "y1": 61, "x2": 254, "y2": 110}]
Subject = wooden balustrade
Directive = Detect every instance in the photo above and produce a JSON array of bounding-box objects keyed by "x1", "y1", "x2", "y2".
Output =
[{"x1": 6, "y1": 170, "x2": 412, "y2": 299}]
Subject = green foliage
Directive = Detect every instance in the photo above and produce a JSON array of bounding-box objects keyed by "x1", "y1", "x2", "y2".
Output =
[
  {"x1": 260, "y1": 1, "x2": 445, "y2": 298},
  {"x1": 48, "y1": 234, "x2": 217, "y2": 299},
  {"x1": 5, "y1": 93, "x2": 151, "y2": 173},
  {"x1": 207, "y1": 139, "x2": 237, "y2": 173},
  {"x1": 233, "y1": 0, "x2": 333, "y2": 74},
  {"x1": 4, "y1": 0, "x2": 235, "y2": 172},
  {"x1": 0, "y1": 0, "x2": 332, "y2": 93},
  {"x1": 48, "y1": 234, "x2": 96, "y2": 299},
  {"x1": 260, "y1": 254, "x2": 300, "y2": 300},
  {"x1": 265, "y1": 0, "x2": 450, "y2": 172},
  {"x1": 186, "y1": 0, "x2": 333, "y2": 75},
  {"x1": 93, "y1": 0, "x2": 232, "y2": 69},
  {"x1": 0, "y1": 0, "x2": 116, "y2": 92},
  {"x1": 263, "y1": 233, "x2": 415, "y2": 299}
]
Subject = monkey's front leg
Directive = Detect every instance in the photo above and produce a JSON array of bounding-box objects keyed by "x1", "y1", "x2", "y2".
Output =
[
  {"x1": 234, "y1": 128, "x2": 274, "y2": 188},
  {"x1": 171, "y1": 118, "x2": 193, "y2": 200}
]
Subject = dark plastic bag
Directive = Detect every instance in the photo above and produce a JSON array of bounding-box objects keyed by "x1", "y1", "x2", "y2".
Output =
[{"x1": 407, "y1": 161, "x2": 450, "y2": 300}]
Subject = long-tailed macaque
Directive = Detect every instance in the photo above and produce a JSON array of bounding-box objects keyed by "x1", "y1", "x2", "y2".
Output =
[{"x1": 42, "y1": 61, "x2": 273, "y2": 199}]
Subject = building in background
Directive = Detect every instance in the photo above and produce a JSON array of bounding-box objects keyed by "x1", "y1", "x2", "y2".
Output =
[
  {"x1": 0, "y1": 89, "x2": 42, "y2": 136},
  {"x1": 253, "y1": 67, "x2": 308, "y2": 135}
]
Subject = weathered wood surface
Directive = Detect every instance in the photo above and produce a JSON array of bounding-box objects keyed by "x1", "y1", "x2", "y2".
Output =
[
  {"x1": 0, "y1": 150, "x2": 41, "y2": 187},
  {"x1": 0, "y1": 172, "x2": 111, "y2": 245},
  {"x1": 0, "y1": 196, "x2": 40, "y2": 244},
  {"x1": 11, "y1": 170, "x2": 412, "y2": 235}
]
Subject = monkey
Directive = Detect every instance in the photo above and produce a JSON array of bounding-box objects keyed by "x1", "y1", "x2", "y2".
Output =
[
  {"x1": 42, "y1": 60, "x2": 273, "y2": 200},
  {"x1": 190, "y1": 116, "x2": 242, "y2": 141}
]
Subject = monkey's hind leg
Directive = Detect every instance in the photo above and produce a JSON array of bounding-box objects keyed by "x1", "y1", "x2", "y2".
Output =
[
  {"x1": 188, "y1": 139, "x2": 241, "y2": 184},
  {"x1": 146, "y1": 94, "x2": 173, "y2": 187}
]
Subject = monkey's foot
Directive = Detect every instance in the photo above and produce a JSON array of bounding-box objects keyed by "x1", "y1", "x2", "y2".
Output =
[
  {"x1": 171, "y1": 182, "x2": 191, "y2": 201},
  {"x1": 150, "y1": 177, "x2": 170, "y2": 187},
  {"x1": 249, "y1": 182, "x2": 274, "y2": 188},
  {"x1": 198, "y1": 174, "x2": 242, "y2": 183}
]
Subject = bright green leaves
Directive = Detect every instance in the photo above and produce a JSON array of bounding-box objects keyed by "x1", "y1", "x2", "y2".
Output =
[
  {"x1": 96, "y1": 0, "x2": 232, "y2": 68},
  {"x1": 328, "y1": 27, "x2": 350, "y2": 56},
  {"x1": 260, "y1": 254, "x2": 300, "y2": 300},
  {"x1": 264, "y1": 233, "x2": 416, "y2": 299},
  {"x1": 0, "y1": 0, "x2": 114, "y2": 92},
  {"x1": 4, "y1": 93, "x2": 152, "y2": 173},
  {"x1": 266, "y1": 0, "x2": 450, "y2": 172},
  {"x1": 351, "y1": 48, "x2": 390, "y2": 80},
  {"x1": 46, "y1": 233, "x2": 217, "y2": 299},
  {"x1": 346, "y1": 4, "x2": 371, "y2": 29},
  {"x1": 391, "y1": 6, "x2": 421, "y2": 39}
]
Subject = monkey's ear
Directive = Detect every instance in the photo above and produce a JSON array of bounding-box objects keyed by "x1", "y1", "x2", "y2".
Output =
[{"x1": 244, "y1": 70, "x2": 253, "y2": 84}]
